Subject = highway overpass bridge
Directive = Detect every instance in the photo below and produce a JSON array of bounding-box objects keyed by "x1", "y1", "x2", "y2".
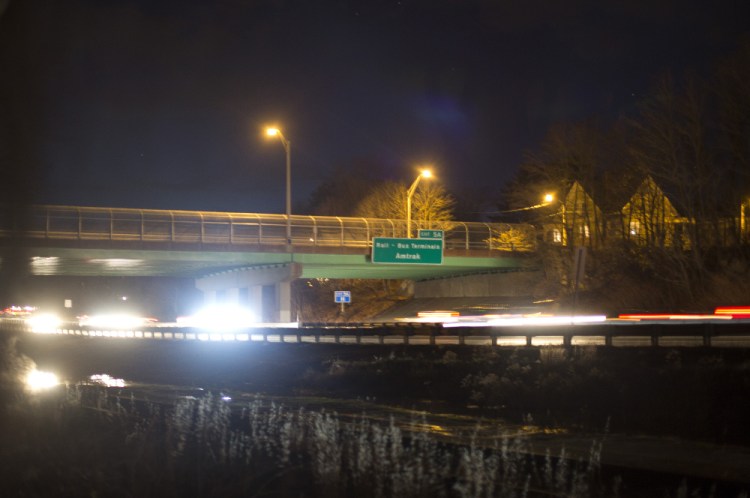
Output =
[{"x1": 1, "y1": 205, "x2": 539, "y2": 320}]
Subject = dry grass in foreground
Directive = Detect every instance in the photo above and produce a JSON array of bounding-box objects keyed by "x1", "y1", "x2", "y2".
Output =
[{"x1": 1, "y1": 384, "x2": 747, "y2": 498}]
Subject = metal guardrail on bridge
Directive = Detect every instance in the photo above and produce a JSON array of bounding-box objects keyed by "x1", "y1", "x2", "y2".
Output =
[
  {"x1": 19, "y1": 320, "x2": 750, "y2": 348},
  {"x1": 2, "y1": 205, "x2": 537, "y2": 253}
]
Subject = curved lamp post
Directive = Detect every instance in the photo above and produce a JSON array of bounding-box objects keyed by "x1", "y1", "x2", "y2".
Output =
[
  {"x1": 493, "y1": 193, "x2": 565, "y2": 243},
  {"x1": 265, "y1": 127, "x2": 292, "y2": 244},
  {"x1": 406, "y1": 169, "x2": 432, "y2": 238}
]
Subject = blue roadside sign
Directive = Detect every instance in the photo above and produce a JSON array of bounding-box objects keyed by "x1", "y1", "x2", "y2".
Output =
[{"x1": 334, "y1": 290, "x2": 351, "y2": 303}]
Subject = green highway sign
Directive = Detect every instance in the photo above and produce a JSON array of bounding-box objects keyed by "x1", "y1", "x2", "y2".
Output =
[
  {"x1": 372, "y1": 237, "x2": 444, "y2": 265},
  {"x1": 418, "y1": 229, "x2": 444, "y2": 239}
]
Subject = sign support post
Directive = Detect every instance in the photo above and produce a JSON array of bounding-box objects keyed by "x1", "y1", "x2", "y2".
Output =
[{"x1": 334, "y1": 291, "x2": 351, "y2": 314}]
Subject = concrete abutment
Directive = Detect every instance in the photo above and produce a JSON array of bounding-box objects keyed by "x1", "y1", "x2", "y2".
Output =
[{"x1": 195, "y1": 263, "x2": 302, "y2": 323}]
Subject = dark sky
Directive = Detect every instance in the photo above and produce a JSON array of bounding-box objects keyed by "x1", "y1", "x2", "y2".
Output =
[{"x1": 1, "y1": 0, "x2": 749, "y2": 215}]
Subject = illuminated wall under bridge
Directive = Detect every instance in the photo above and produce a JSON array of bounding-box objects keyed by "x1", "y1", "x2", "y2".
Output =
[{"x1": 195, "y1": 263, "x2": 302, "y2": 323}]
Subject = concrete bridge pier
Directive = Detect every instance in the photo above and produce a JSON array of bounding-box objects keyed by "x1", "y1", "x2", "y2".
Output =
[{"x1": 195, "y1": 263, "x2": 302, "y2": 323}]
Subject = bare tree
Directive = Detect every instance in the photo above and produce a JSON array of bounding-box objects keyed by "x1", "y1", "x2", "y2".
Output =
[
  {"x1": 627, "y1": 72, "x2": 720, "y2": 252},
  {"x1": 354, "y1": 180, "x2": 455, "y2": 236},
  {"x1": 354, "y1": 181, "x2": 407, "y2": 220},
  {"x1": 410, "y1": 182, "x2": 455, "y2": 231},
  {"x1": 714, "y1": 38, "x2": 750, "y2": 241}
]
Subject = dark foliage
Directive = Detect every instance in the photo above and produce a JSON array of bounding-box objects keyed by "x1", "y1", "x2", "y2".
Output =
[{"x1": 302, "y1": 346, "x2": 750, "y2": 445}]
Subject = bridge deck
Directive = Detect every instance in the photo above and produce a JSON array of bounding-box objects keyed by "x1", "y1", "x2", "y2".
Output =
[{"x1": 2, "y1": 205, "x2": 537, "y2": 279}]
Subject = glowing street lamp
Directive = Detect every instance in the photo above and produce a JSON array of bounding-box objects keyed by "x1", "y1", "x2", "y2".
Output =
[
  {"x1": 265, "y1": 127, "x2": 292, "y2": 243},
  {"x1": 406, "y1": 168, "x2": 433, "y2": 238},
  {"x1": 487, "y1": 192, "x2": 564, "y2": 243},
  {"x1": 495, "y1": 192, "x2": 556, "y2": 213}
]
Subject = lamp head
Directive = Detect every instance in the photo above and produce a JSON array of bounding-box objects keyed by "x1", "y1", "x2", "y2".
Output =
[
  {"x1": 543, "y1": 193, "x2": 555, "y2": 203},
  {"x1": 420, "y1": 169, "x2": 433, "y2": 179},
  {"x1": 266, "y1": 127, "x2": 280, "y2": 137}
]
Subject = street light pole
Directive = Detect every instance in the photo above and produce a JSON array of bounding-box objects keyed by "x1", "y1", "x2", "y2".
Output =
[
  {"x1": 406, "y1": 169, "x2": 432, "y2": 238},
  {"x1": 742, "y1": 199, "x2": 747, "y2": 243},
  {"x1": 542, "y1": 194, "x2": 568, "y2": 245},
  {"x1": 266, "y1": 127, "x2": 292, "y2": 244}
]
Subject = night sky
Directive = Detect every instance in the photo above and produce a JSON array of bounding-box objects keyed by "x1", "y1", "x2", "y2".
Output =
[{"x1": 1, "y1": 0, "x2": 749, "y2": 215}]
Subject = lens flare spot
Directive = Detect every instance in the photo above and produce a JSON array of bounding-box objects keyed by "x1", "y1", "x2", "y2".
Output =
[{"x1": 26, "y1": 369, "x2": 59, "y2": 392}]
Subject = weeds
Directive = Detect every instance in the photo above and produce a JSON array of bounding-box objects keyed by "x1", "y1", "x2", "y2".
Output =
[
  {"x1": 0, "y1": 384, "x2": 747, "y2": 497},
  {"x1": 0, "y1": 385, "x2": 614, "y2": 497}
]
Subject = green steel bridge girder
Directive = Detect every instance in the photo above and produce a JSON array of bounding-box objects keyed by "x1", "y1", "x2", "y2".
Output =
[{"x1": 20, "y1": 246, "x2": 534, "y2": 280}]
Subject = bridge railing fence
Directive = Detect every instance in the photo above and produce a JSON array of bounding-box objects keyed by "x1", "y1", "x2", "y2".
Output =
[{"x1": 8, "y1": 205, "x2": 536, "y2": 253}]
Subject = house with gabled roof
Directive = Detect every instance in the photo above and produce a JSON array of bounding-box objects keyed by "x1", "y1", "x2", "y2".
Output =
[
  {"x1": 619, "y1": 175, "x2": 690, "y2": 248},
  {"x1": 544, "y1": 180, "x2": 606, "y2": 248}
]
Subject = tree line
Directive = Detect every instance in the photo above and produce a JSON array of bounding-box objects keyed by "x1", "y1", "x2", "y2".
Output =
[{"x1": 501, "y1": 38, "x2": 750, "y2": 254}]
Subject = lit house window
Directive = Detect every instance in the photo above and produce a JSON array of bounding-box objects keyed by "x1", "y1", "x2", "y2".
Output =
[
  {"x1": 629, "y1": 221, "x2": 640, "y2": 236},
  {"x1": 578, "y1": 225, "x2": 590, "y2": 238},
  {"x1": 552, "y1": 229, "x2": 562, "y2": 243}
]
